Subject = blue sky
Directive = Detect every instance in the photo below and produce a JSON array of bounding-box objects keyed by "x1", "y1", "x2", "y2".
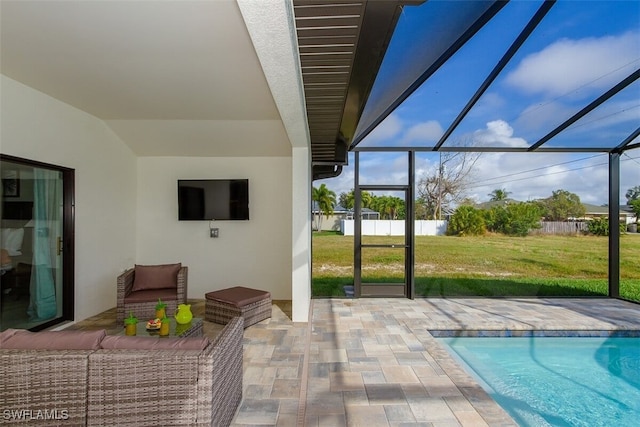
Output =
[{"x1": 318, "y1": 0, "x2": 640, "y2": 206}]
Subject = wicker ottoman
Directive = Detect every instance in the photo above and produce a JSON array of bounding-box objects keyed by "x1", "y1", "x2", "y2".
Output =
[{"x1": 205, "y1": 286, "x2": 272, "y2": 328}]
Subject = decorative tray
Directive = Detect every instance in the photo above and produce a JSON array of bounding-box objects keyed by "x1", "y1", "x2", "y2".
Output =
[{"x1": 146, "y1": 319, "x2": 162, "y2": 330}]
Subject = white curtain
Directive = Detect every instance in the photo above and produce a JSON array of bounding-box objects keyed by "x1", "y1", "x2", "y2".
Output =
[{"x1": 27, "y1": 169, "x2": 60, "y2": 320}]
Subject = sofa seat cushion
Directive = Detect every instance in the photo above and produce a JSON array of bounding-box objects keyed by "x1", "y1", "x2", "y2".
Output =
[
  {"x1": 100, "y1": 335, "x2": 210, "y2": 350},
  {"x1": 132, "y1": 263, "x2": 181, "y2": 291},
  {"x1": 0, "y1": 328, "x2": 20, "y2": 346},
  {"x1": 1, "y1": 329, "x2": 106, "y2": 350},
  {"x1": 124, "y1": 288, "x2": 178, "y2": 303}
]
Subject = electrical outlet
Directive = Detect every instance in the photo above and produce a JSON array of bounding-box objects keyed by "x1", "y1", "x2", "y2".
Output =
[{"x1": 210, "y1": 228, "x2": 219, "y2": 238}]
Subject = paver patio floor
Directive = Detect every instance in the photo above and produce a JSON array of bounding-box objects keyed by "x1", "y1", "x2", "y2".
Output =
[{"x1": 69, "y1": 297, "x2": 640, "y2": 426}]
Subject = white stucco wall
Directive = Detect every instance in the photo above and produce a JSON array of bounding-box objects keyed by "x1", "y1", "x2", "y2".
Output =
[
  {"x1": 0, "y1": 75, "x2": 138, "y2": 321},
  {"x1": 136, "y1": 156, "x2": 293, "y2": 300},
  {"x1": 1, "y1": 72, "x2": 308, "y2": 323}
]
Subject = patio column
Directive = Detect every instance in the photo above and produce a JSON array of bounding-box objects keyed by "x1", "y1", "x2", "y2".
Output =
[{"x1": 292, "y1": 146, "x2": 312, "y2": 322}]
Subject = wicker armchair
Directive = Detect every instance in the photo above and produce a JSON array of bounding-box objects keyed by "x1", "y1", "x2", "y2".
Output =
[{"x1": 116, "y1": 265, "x2": 188, "y2": 324}]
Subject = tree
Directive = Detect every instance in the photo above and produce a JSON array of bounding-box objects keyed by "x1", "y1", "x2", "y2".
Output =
[
  {"x1": 503, "y1": 202, "x2": 542, "y2": 236},
  {"x1": 626, "y1": 186, "x2": 640, "y2": 203},
  {"x1": 488, "y1": 188, "x2": 511, "y2": 201},
  {"x1": 312, "y1": 184, "x2": 336, "y2": 231},
  {"x1": 447, "y1": 205, "x2": 485, "y2": 236},
  {"x1": 369, "y1": 194, "x2": 405, "y2": 219},
  {"x1": 537, "y1": 189, "x2": 585, "y2": 221},
  {"x1": 630, "y1": 199, "x2": 640, "y2": 219},
  {"x1": 458, "y1": 197, "x2": 477, "y2": 206},
  {"x1": 416, "y1": 150, "x2": 480, "y2": 219},
  {"x1": 484, "y1": 202, "x2": 541, "y2": 236},
  {"x1": 338, "y1": 191, "x2": 353, "y2": 209},
  {"x1": 338, "y1": 189, "x2": 372, "y2": 210},
  {"x1": 360, "y1": 191, "x2": 373, "y2": 210},
  {"x1": 586, "y1": 217, "x2": 626, "y2": 236}
]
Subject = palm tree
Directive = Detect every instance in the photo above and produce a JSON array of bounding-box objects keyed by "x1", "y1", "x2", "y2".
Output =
[
  {"x1": 626, "y1": 185, "x2": 640, "y2": 203},
  {"x1": 312, "y1": 184, "x2": 336, "y2": 231},
  {"x1": 360, "y1": 190, "x2": 373, "y2": 209},
  {"x1": 373, "y1": 196, "x2": 392, "y2": 219},
  {"x1": 338, "y1": 189, "x2": 373, "y2": 210},
  {"x1": 488, "y1": 188, "x2": 511, "y2": 201},
  {"x1": 370, "y1": 195, "x2": 405, "y2": 219}
]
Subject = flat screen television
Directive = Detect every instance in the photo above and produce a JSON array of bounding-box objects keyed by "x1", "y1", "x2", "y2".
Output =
[{"x1": 178, "y1": 179, "x2": 249, "y2": 221}]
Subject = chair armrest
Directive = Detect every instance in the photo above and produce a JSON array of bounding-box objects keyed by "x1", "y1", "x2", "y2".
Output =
[
  {"x1": 117, "y1": 268, "x2": 136, "y2": 298},
  {"x1": 116, "y1": 268, "x2": 135, "y2": 323},
  {"x1": 196, "y1": 316, "x2": 243, "y2": 426}
]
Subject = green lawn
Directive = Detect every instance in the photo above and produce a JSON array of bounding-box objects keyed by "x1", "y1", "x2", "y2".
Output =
[{"x1": 312, "y1": 231, "x2": 640, "y2": 301}]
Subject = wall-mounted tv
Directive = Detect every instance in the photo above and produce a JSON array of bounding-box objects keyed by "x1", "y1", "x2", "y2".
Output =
[{"x1": 178, "y1": 179, "x2": 249, "y2": 221}]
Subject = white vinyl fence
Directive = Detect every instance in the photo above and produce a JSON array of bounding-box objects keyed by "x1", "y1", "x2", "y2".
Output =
[{"x1": 340, "y1": 220, "x2": 448, "y2": 236}]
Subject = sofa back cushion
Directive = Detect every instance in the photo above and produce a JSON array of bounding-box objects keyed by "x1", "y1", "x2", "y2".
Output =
[
  {"x1": 100, "y1": 335, "x2": 209, "y2": 350},
  {"x1": 132, "y1": 263, "x2": 181, "y2": 291},
  {"x1": 1, "y1": 329, "x2": 106, "y2": 350}
]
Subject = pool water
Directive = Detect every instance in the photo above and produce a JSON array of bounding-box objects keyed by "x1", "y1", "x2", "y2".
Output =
[{"x1": 439, "y1": 337, "x2": 640, "y2": 427}]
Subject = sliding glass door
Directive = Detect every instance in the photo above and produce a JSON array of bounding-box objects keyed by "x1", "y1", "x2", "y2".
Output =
[{"x1": 1, "y1": 155, "x2": 74, "y2": 331}]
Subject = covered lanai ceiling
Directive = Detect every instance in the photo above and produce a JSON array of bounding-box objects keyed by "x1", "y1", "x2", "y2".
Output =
[
  {"x1": 1, "y1": 1, "x2": 638, "y2": 170},
  {"x1": 0, "y1": 0, "x2": 295, "y2": 157}
]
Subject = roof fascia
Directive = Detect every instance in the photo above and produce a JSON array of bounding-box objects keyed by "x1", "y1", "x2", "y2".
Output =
[{"x1": 339, "y1": 0, "x2": 409, "y2": 147}]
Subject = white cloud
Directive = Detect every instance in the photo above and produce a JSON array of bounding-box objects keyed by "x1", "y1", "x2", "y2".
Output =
[
  {"x1": 506, "y1": 31, "x2": 639, "y2": 98},
  {"x1": 469, "y1": 92, "x2": 506, "y2": 118},
  {"x1": 473, "y1": 120, "x2": 528, "y2": 147},
  {"x1": 319, "y1": 150, "x2": 636, "y2": 207},
  {"x1": 359, "y1": 113, "x2": 403, "y2": 145},
  {"x1": 514, "y1": 100, "x2": 572, "y2": 136},
  {"x1": 565, "y1": 99, "x2": 640, "y2": 134},
  {"x1": 515, "y1": 98, "x2": 640, "y2": 143},
  {"x1": 402, "y1": 120, "x2": 443, "y2": 144},
  {"x1": 466, "y1": 152, "x2": 612, "y2": 204},
  {"x1": 359, "y1": 152, "x2": 409, "y2": 186}
]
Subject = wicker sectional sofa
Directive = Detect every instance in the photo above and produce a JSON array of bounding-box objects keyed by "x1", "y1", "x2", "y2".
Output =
[{"x1": 0, "y1": 317, "x2": 243, "y2": 426}]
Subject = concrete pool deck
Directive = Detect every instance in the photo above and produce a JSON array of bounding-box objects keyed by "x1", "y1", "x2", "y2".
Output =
[{"x1": 68, "y1": 297, "x2": 640, "y2": 425}]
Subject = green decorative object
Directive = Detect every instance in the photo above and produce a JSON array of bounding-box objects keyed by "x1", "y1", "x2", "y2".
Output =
[
  {"x1": 155, "y1": 298, "x2": 167, "y2": 319},
  {"x1": 159, "y1": 315, "x2": 170, "y2": 336},
  {"x1": 124, "y1": 312, "x2": 138, "y2": 336},
  {"x1": 124, "y1": 311, "x2": 138, "y2": 325},
  {"x1": 174, "y1": 303, "x2": 193, "y2": 324}
]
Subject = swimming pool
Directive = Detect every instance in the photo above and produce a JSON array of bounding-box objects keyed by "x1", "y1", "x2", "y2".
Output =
[{"x1": 438, "y1": 336, "x2": 640, "y2": 426}]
